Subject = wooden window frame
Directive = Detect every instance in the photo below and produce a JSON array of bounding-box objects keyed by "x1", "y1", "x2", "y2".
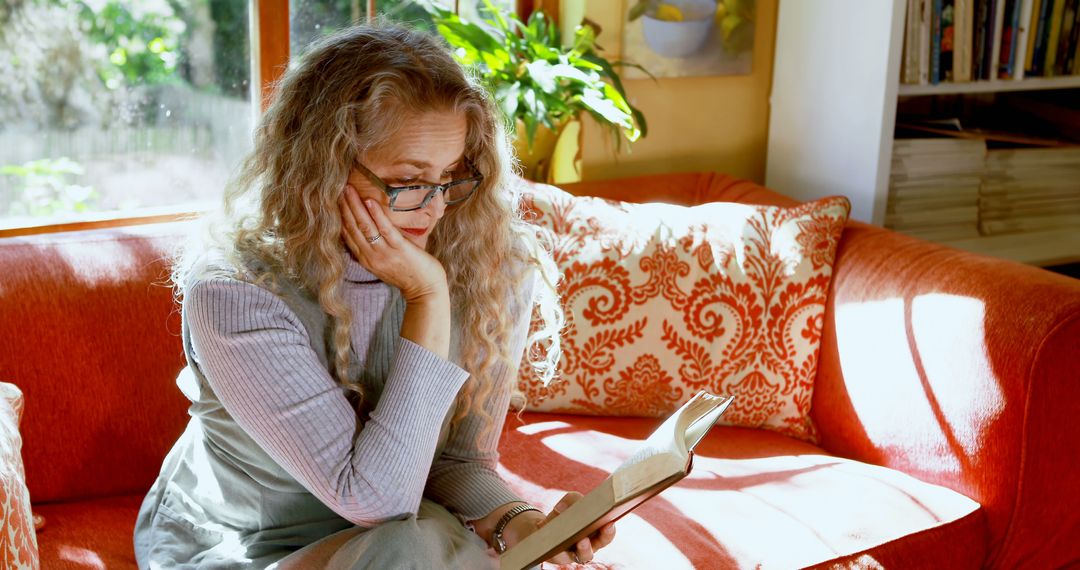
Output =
[{"x1": 1, "y1": 0, "x2": 539, "y2": 239}]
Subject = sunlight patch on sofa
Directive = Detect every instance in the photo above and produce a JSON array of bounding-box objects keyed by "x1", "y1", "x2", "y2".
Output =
[
  {"x1": 835, "y1": 295, "x2": 1003, "y2": 473},
  {"x1": 591, "y1": 512, "x2": 693, "y2": 568},
  {"x1": 54, "y1": 240, "x2": 141, "y2": 286},
  {"x1": 514, "y1": 420, "x2": 572, "y2": 435},
  {"x1": 59, "y1": 546, "x2": 104, "y2": 568},
  {"x1": 910, "y1": 293, "x2": 1004, "y2": 457},
  {"x1": 540, "y1": 430, "x2": 642, "y2": 473}
]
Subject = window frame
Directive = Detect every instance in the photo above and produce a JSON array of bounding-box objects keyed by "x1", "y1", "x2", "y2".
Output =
[{"x1": 0, "y1": 0, "x2": 541, "y2": 238}]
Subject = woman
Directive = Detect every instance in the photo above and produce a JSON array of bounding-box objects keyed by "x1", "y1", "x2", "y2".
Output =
[{"x1": 134, "y1": 23, "x2": 614, "y2": 569}]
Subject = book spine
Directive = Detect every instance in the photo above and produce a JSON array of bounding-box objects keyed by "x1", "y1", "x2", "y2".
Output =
[
  {"x1": 921, "y1": 0, "x2": 934, "y2": 83},
  {"x1": 1056, "y1": 0, "x2": 1079, "y2": 73},
  {"x1": 1045, "y1": 0, "x2": 1067, "y2": 74},
  {"x1": 932, "y1": 0, "x2": 944, "y2": 83},
  {"x1": 1014, "y1": 0, "x2": 1036, "y2": 78},
  {"x1": 904, "y1": 0, "x2": 922, "y2": 83},
  {"x1": 1074, "y1": 11, "x2": 1080, "y2": 72},
  {"x1": 964, "y1": 0, "x2": 978, "y2": 79},
  {"x1": 1030, "y1": 0, "x2": 1055, "y2": 74},
  {"x1": 943, "y1": 0, "x2": 956, "y2": 80},
  {"x1": 1025, "y1": 0, "x2": 1045, "y2": 73},
  {"x1": 955, "y1": 0, "x2": 970, "y2": 80},
  {"x1": 1000, "y1": 0, "x2": 1024, "y2": 76},
  {"x1": 989, "y1": 0, "x2": 1009, "y2": 78},
  {"x1": 974, "y1": 0, "x2": 989, "y2": 77}
]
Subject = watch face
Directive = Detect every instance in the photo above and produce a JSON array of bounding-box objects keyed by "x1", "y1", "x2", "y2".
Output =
[{"x1": 495, "y1": 535, "x2": 507, "y2": 554}]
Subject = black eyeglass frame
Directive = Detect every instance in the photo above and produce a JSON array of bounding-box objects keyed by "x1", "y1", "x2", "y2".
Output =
[{"x1": 355, "y1": 161, "x2": 483, "y2": 212}]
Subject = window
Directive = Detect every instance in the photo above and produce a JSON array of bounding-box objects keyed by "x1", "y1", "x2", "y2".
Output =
[
  {"x1": 0, "y1": 0, "x2": 253, "y2": 232},
  {"x1": 0, "y1": 0, "x2": 521, "y2": 234},
  {"x1": 289, "y1": 0, "x2": 514, "y2": 57}
]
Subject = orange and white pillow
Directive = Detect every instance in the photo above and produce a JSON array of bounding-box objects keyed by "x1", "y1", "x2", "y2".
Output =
[
  {"x1": 0, "y1": 382, "x2": 39, "y2": 568},
  {"x1": 516, "y1": 183, "x2": 850, "y2": 441}
]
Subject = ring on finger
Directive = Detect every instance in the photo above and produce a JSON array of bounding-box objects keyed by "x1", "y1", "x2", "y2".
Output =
[
  {"x1": 571, "y1": 551, "x2": 581, "y2": 564},
  {"x1": 367, "y1": 233, "x2": 382, "y2": 244}
]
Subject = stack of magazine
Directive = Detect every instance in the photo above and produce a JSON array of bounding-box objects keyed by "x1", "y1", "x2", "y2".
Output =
[
  {"x1": 887, "y1": 137, "x2": 986, "y2": 241},
  {"x1": 981, "y1": 146, "x2": 1080, "y2": 235}
]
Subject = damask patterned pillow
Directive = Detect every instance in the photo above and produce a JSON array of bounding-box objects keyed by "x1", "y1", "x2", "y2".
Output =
[
  {"x1": 516, "y1": 183, "x2": 850, "y2": 441},
  {"x1": 0, "y1": 382, "x2": 39, "y2": 569}
]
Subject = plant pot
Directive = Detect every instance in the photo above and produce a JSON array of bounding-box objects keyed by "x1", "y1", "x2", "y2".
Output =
[
  {"x1": 513, "y1": 117, "x2": 580, "y2": 183},
  {"x1": 642, "y1": 0, "x2": 716, "y2": 58}
]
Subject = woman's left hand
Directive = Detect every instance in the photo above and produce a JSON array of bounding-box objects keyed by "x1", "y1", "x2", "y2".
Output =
[{"x1": 508, "y1": 492, "x2": 616, "y2": 566}]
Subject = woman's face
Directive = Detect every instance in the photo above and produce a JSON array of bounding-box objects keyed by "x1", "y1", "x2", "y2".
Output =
[{"x1": 347, "y1": 110, "x2": 469, "y2": 251}]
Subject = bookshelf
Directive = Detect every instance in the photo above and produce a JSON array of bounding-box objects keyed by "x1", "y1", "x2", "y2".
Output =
[
  {"x1": 765, "y1": 0, "x2": 1080, "y2": 267},
  {"x1": 898, "y1": 75, "x2": 1080, "y2": 95}
]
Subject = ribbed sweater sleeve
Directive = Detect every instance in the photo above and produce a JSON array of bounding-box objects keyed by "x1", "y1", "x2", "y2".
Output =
[
  {"x1": 424, "y1": 270, "x2": 536, "y2": 520},
  {"x1": 184, "y1": 276, "x2": 469, "y2": 527}
]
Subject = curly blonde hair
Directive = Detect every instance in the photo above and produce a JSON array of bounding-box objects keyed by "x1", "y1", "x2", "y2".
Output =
[{"x1": 174, "y1": 23, "x2": 561, "y2": 437}]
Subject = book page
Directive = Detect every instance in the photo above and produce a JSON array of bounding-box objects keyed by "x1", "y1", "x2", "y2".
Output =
[{"x1": 614, "y1": 392, "x2": 734, "y2": 474}]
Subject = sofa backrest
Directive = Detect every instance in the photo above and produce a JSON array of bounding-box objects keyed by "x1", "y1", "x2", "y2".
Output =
[
  {"x1": 0, "y1": 222, "x2": 192, "y2": 503},
  {"x1": 0, "y1": 173, "x2": 801, "y2": 505}
]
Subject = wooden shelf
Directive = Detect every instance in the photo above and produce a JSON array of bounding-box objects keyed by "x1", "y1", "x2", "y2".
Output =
[
  {"x1": 941, "y1": 228, "x2": 1080, "y2": 267},
  {"x1": 898, "y1": 76, "x2": 1080, "y2": 96}
]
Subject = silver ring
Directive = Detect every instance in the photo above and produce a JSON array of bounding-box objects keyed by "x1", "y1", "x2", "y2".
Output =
[{"x1": 367, "y1": 233, "x2": 382, "y2": 244}]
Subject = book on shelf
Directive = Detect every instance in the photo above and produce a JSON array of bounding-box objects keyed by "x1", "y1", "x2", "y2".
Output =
[
  {"x1": 973, "y1": 0, "x2": 991, "y2": 77},
  {"x1": 932, "y1": 0, "x2": 945, "y2": 83},
  {"x1": 1044, "y1": 0, "x2": 1067, "y2": 74},
  {"x1": 956, "y1": 0, "x2": 975, "y2": 80},
  {"x1": 989, "y1": 0, "x2": 1010, "y2": 78},
  {"x1": 1014, "y1": 0, "x2": 1037, "y2": 78},
  {"x1": 1029, "y1": 0, "x2": 1055, "y2": 74},
  {"x1": 499, "y1": 391, "x2": 735, "y2": 570},
  {"x1": 901, "y1": 0, "x2": 1080, "y2": 82},
  {"x1": 943, "y1": 0, "x2": 957, "y2": 81},
  {"x1": 905, "y1": 0, "x2": 925, "y2": 83},
  {"x1": 921, "y1": 0, "x2": 934, "y2": 83},
  {"x1": 1055, "y1": 0, "x2": 1079, "y2": 74},
  {"x1": 997, "y1": 0, "x2": 1023, "y2": 77},
  {"x1": 1024, "y1": 0, "x2": 1044, "y2": 73}
]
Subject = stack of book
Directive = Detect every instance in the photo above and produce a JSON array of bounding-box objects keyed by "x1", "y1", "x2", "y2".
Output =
[
  {"x1": 901, "y1": 0, "x2": 1080, "y2": 85},
  {"x1": 979, "y1": 146, "x2": 1080, "y2": 234},
  {"x1": 886, "y1": 137, "x2": 987, "y2": 241}
]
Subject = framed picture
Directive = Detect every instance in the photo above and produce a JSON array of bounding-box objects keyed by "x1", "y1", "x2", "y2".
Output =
[{"x1": 621, "y1": 0, "x2": 755, "y2": 79}]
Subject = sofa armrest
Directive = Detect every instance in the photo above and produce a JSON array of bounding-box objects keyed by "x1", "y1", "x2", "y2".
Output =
[{"x1": 811, "y1": 221, "x2": 1080, "y2": 568}]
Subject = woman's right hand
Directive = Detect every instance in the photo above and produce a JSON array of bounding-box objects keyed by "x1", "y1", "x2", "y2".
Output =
[{"x1": 338, "y1": 185, "x2": 448, "y2": 303}]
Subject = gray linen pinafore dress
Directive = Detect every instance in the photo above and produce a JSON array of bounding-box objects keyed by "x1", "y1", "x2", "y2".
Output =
[{"x1": 133, "y1": 254, "x2": 530, "y2": 569}]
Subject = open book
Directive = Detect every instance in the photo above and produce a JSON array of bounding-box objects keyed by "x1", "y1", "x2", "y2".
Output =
[{"x1": 501, "y1": 391, "x2": 734, "y2": 570}]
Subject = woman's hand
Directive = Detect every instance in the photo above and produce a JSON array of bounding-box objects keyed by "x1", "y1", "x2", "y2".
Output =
[
  {"x1": 502, "y1": 492, "x2": 617, "y2": 566},
  {"x1": 338, "y1": 185, "x2": 447, "y2": 303}
]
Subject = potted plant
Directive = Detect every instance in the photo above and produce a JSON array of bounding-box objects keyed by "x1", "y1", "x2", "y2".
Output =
[{"x1": 420, "y1": 0, "x2": 647, "y2": 182}]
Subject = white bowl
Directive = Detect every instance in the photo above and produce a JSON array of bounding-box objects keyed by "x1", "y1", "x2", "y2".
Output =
[{"x1": 641, "y1": 0, "x2": 716, "y2": 58}]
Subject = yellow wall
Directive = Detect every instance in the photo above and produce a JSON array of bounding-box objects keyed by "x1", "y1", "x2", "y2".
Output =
[{"x1": 579, "y1": 0, "x2": 777, "y2": 184}]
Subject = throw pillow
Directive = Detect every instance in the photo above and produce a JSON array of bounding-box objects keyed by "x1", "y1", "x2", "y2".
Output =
[
  {"x1": 516, "y1": 183, "x2": 849, "y2": 441},
  {"x1": 0, "y1": 382, "x2": 40, "y2": 568}
]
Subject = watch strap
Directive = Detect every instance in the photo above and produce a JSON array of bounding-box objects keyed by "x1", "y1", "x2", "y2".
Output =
[{"x1": 492, "y1": 503, "x2": 542, "y2": 554}]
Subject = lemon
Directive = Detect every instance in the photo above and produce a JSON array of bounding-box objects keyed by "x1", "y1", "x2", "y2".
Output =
[{"x1": 655, "y1": 3, "x2": 684, "y2": 22}]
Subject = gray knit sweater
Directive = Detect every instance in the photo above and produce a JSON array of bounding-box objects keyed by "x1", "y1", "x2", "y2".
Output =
[{"x1": 133, "y1": 249, "x2": 531, "y2": 568}]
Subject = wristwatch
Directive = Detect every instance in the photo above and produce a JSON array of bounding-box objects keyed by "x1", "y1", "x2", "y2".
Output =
[{"x1": 492, "y1": 503, "x2": 542, "y2": 554}]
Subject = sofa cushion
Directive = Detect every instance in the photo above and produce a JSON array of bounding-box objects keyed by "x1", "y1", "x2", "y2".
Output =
[
  {"x1": 0, "y1": 382, "x2": 39, "y2": 568},
  {"x1": 517, "y1": 183, "x2": 850, "y2": 440},
  {"x1": 33, "y1": 494, "x2": 142, "y2": 569},
  {"x1": 497, "y1": 413, "x2": 986, "y2": 569}
]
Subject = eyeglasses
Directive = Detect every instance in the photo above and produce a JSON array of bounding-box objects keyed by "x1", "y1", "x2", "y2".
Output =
[{"x1": 355, "y1": 161, "x2": 483, "y2": 212}]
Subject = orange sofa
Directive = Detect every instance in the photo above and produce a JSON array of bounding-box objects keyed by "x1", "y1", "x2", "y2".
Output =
[{"x1": 2, "y1": 172, "x2": 1078, "y2": 568}]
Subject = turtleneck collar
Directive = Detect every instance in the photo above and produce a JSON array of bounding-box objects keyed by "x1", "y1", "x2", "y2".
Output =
[{"x1": 344, "y1": 250, "x2": 380, "y2": 283}]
